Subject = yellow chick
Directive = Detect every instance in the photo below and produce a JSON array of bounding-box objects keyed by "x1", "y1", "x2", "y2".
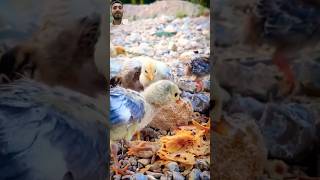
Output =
[{"x1": 139, "y1": 56, "x2": 172, "y2": 88}]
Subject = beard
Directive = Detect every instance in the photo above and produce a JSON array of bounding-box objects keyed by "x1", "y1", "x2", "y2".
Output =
[{"x1": 112, "y1": 12, "x2": 123, "y2": 20}]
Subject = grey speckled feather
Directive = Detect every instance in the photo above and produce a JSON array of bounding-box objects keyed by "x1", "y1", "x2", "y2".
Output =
[{"x1": 190, "y1": 57, "x2": 210, "y2": 77}]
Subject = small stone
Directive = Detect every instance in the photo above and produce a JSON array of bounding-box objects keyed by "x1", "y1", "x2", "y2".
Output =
[
  {"x1": 138, "y1": 163, "x2": 144, "y2": 169},
  {"x1": 138, "y1": 159, "x2": 151, "y2": 166},
  {"x1": 200, "y1": 171, "x2": 210, "y2": 180},
  {"x1": 164, "y1": 24, "x2": 177, "y2": 33},
  {"x1": 129, "y1": 157, "x2": 138, "y2": 166},
  {"x1": 146, "y1": 175, "x2": 157, "y2": 180},
  {"x1": 181, "y1": 92, "x2": 210, "y2": 114},
  {"x1": 168, "y1": 41, "x2": 177, "y2": 51},
  {"x1": 166, "y1": 162, "x2": 179, "y2": 172},
  {"x1": 160, "y1": 130, "x2": 167, "y2": 135},
  {"x1": 134, "y1": 173, "x2": 148, "y2": 180},
  {"x1": 149, "y1": 162, "x2": 161, "y2": 172},
  {"x1": 188, "y1": 169, "x2": 201, "y2": 180},
  {"x1": 122, "y1": 160, "x2": 130, "y2": 167},
  {"x1": 172, "y1": 172, "x2": 185, "y2": 180},
  {"x1": 121, "y1": 175, "x2": 132, "y2": 180},
  {"x1": 160, "y1": 175, "x2": 172, "y2": 180},
  {"x1": 195, "y1": 159, "x2": 209, "y2": 171},
  {"x1": 113, "y1": 175, "x2": 121, "y2": 180},
  {"x1": 146, "y1": 171, "x2": 163, "y2": 178}
]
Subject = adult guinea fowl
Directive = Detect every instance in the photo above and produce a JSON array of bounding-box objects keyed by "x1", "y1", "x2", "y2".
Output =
[
  {"x1": 110, "y1": 80, "x2": 182, "y2": 175},
  {"x1": 185, "y1": 56, "x2": 210, "y2": 92},
  {"x1": 0, "y1": 1, "x2": 109, "y2": 180},
  {"x1": 245, "y1": 0, "x2": 320, "y2": 96}
]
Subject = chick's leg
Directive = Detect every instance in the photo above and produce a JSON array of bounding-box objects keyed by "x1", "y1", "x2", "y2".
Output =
[
  {"x1": 272, "y1": 49, "x2": 295, "y2": 96},
  {"x1": 111, "y1": 143, "x2": 129, "y2": 175}
]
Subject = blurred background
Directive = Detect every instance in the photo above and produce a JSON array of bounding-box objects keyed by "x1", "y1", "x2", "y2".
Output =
[{"x1": 121, "y1": 0, "x2": 209, "y2": 8}]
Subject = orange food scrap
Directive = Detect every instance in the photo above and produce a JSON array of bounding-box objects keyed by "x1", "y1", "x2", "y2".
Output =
[{"x1": 157, "y1": 121, "x2": 210, "y2": 166}]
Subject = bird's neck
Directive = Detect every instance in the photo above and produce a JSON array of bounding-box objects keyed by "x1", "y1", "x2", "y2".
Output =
[{"x1": 138, "y1": 102, "x2": 156, "y2": 130}]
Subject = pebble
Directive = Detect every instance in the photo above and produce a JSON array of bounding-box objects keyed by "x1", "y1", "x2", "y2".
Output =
[
  {"x1": 195, "y1": 159, "x2": 209, "y2": 171},
  {"x1": 166, "y1": 162, "x2": 180, "y2": 172},
  {"x1": 160, "y1": 130, "x2": 167, "y2": 135},
  {"x1": 146, "y1": 175, "x2": 157, "y2": 180},
  {"x1": 172, "y1": 171, "x2": 185, "y2": 180},
  {"x1": 188, "y1": 169, "x2": 201, "y2": 180},
  {"x1": 134, "y1": 173, "x2": 148, "y2": 180},
  {"x1": 137, "y1": 162, "x2": 144, "y2": 169},
  {"x1": 146, "y1": 171, "x2": 163, "y2": 178},
  {"x1": 160, "y1": 175, "x2": 172, "y2": 180},
  {"x1": 138, "y1": 159, "x2": 151, "y2": 166},
  {"x1": 129, "y1": 157, "x2": 138, "y2": 166},
  {"x1": 200, "y1": 171, "x2": 210, "y2": 180},
  {"x1": 149, "y1": 162, "x2": 162, "y2": 172},
  {"x1": 122, "y1": 160, "x2": 130, "y2": 167},
  {"x1": 113, "y1": 175, "x2": 121, "y2": 180},
  {"x1": 121, "y1": 175, "x2": 132, "y2": 180}
]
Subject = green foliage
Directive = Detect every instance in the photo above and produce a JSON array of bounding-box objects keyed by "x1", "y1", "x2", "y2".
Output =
[
  {"x1": 197, "y1": 5, "x2": 207, "y2": 16},
  {"x1": 176, "y1": 11, "x2": 187, "y2": 19}
]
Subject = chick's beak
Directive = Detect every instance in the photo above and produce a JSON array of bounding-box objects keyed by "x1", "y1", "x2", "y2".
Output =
[
  {"x1": 176, "y1": 98, "x2": 182, "y2": 104},
  {"x1": 147, "y1": 73, "x2": 154, "y2": 81}
]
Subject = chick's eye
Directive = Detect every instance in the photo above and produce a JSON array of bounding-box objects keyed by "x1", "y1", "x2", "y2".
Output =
[
  {"x1": 174, "y1": 93, "x2": 178, "y2": 97},
  {"x1": 145, "y1": 70, "x2": 148, "y2": 73}
]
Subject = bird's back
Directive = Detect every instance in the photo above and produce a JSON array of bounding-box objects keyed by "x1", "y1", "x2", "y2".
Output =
[
  {"x1": 255, "y1": 0, "x2": 320, "y2": 44},
  {"x1": 190, "y1": 57, "x2": 210, "y2": 77},
  {"x1": 110, "y1": 87, "x2": 145, "y2": 141},
  {"x1": 0, "y1": 79, "x2": 108, "y2": 180}
]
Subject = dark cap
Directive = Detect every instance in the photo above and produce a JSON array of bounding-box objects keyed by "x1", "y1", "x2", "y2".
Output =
[{"x1": 111, "y1": 0, "x2": 123, "y2": 6}]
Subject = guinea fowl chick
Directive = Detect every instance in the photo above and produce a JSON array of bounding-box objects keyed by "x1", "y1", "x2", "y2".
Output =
[
  {"x1": 185, "y1": 56, "x2": 210, "y2": 92},
  {"x1": 245, "y1": 0, "x2": 320, "y2": 96},
  {"x1": 115, "y1": 59, "x2": 144, "y2": 91},
  {"x1": 139, "y1": 56, "x2": 172, "y2": 88},
  {"x1": 110, "y1": 80, "x2": 182, "y2": 175}
]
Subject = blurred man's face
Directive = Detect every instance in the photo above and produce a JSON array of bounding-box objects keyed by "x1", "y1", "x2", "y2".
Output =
[{"x1": 111, "y1": 3, "x2": 123, "y2": 20}]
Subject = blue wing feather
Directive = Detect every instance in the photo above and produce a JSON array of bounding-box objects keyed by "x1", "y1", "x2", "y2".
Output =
[{"x1": 110, "y1": 87, "x2": 145, "y2": 126}]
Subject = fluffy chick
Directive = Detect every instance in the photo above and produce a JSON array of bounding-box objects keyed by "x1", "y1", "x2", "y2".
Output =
[
  {"x1": 110, "y1": 80, "x2": 181, "y2": 174},
  {"x1": 185, "y1": 56, "x2": 210, "y2": 92},
  {"x1": 245, "y1": 0, "x2": 320, "y2": 96},
  {"x1": 139, "y1": 56, "x2": 172, "y2": 88},
  {"x1": 110, "y1": 42, "x2": 127, "y2": 57},
  {"x1": 116, "y1": 59, "x2": 144, "y2": 91}
]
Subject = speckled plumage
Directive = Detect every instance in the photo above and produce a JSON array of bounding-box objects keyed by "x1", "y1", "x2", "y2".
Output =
[
  {"x1": 110, "y1": 87, "x2": 145, "y2": 126},
  {"x1": 253, "y1": 0, "x2": 320, "y2": 45},
  {"x1": 189, "y1": 57, "x2": 210, "y2": 77}
]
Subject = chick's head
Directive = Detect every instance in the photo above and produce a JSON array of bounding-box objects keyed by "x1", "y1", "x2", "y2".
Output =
[
  {"x1": 142, "y1": 61, "x2": 156, "y2": 81},
  {"x1": 142, "y1": 80, "x2": 182, "y2": 106}
]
